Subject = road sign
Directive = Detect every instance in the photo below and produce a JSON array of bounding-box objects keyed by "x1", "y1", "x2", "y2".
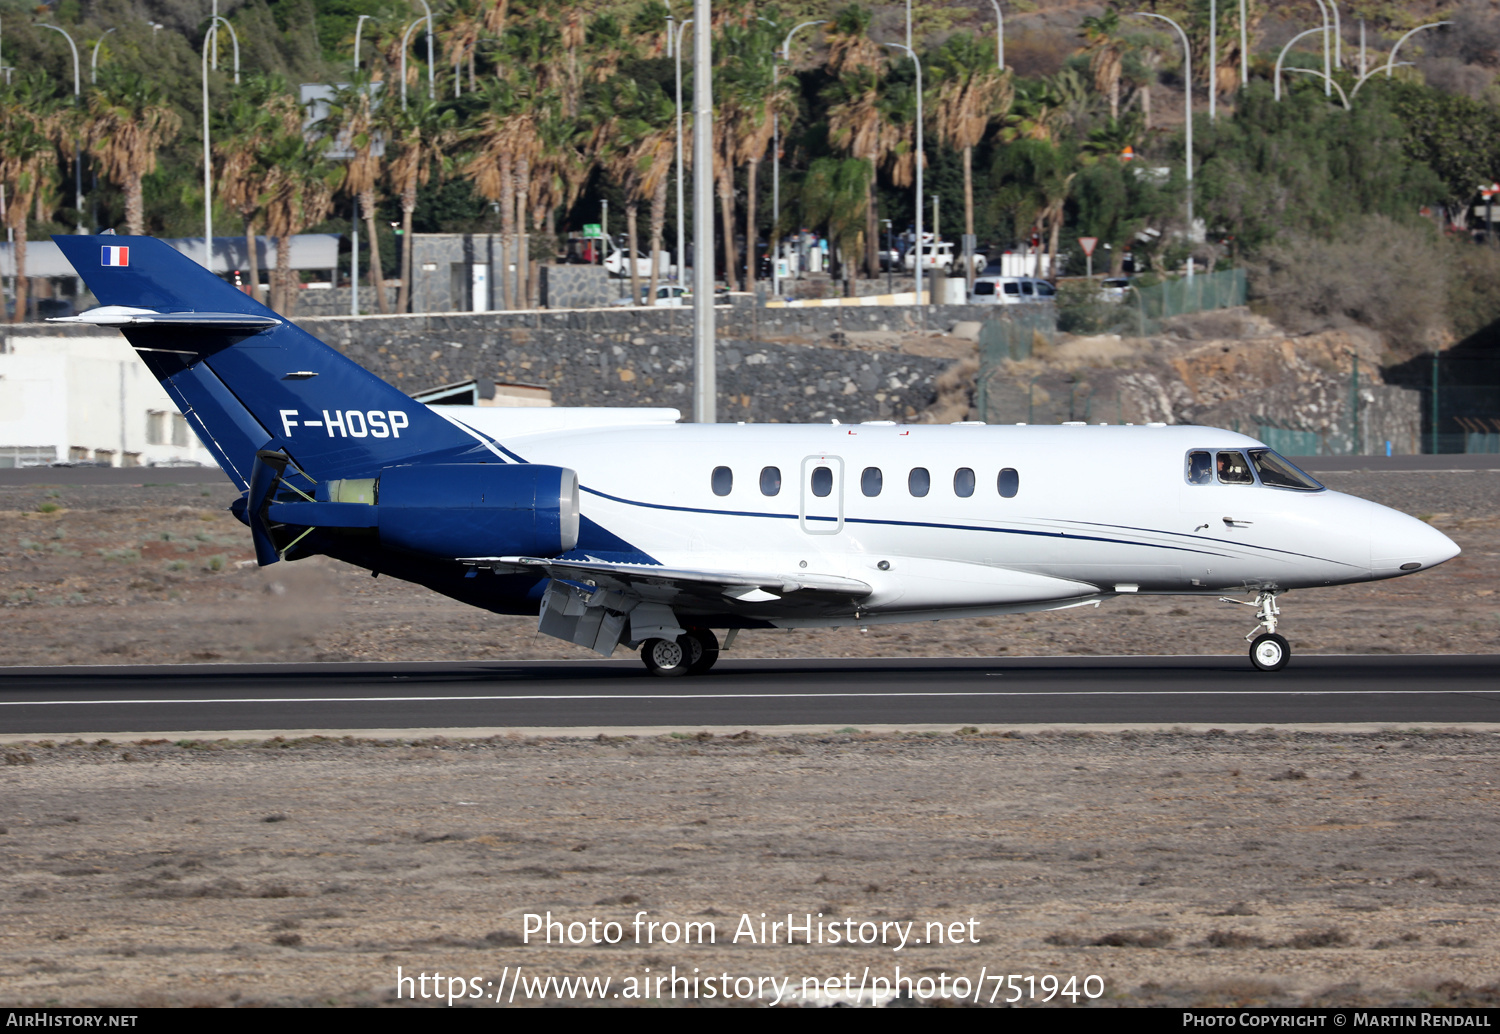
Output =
[
  {"x1": 582, "y1": 223, "x2": 603, "y2": 238},
  {"x1": 1078, "y1": 237, "x2": 1099, "y2": 257}
]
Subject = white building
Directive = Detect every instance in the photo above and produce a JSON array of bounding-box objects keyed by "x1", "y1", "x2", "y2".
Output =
[{"x1": 0, "y1": 333, "x2": 213, "y2": 468}]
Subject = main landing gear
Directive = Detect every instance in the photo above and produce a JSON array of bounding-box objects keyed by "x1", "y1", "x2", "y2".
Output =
[
  {"x1": 640, "y1": 628, "x2": 720, "y2": 677},
  {"x1": 1221, "y1": 590, "x2": 1288, "y2": 672}
]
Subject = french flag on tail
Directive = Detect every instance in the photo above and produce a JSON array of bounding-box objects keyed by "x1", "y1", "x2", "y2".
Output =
[{"x1": 101, "y1": 245, "x2": 129, "y2": 266}]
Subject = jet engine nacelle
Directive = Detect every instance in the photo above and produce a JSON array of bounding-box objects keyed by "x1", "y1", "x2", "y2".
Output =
[
  {"x1": 247, "y1": 452, "x2": 580, "y2": 565},
  {"x1": 373, "y1": 463, "x2": 580, "y2": 559}
]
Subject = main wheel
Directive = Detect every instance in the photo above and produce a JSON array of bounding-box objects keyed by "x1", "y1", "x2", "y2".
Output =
[
  {"x1": 685, "y1": 628, "x2": 720, "y2": 676},
  {"x1": 1249, "y1": 632, "x2": 1290, "y2": 672},
  {"x1": 641, "y1": 636, "x2": 693, "y2": 677}
]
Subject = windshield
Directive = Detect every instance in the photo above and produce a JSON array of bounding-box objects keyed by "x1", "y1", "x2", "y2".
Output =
[{"x1": 1249, "y1": 449, "x2": 1324, "y2": 491}]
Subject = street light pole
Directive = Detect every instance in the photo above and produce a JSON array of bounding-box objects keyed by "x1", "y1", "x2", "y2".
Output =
[
  {"x1": 674, "y1": 17, "x2": 691, "y2": 288},
  {"x1": 884, "y1": 43, "x2": 923, "y2": 324},
  {"x1": 692, "y1": 0, "x2": 714, "y2": 423},
  {"x1": 1385, "y1": 22, "x2": 1453, "y2": 78},
  {"x1": 399, "y1": 17, "x2": 424, "y2": 109},
  {"x1": 989, "y1": 0, "x2": 1004, "y2": 69},
  {"x1": 1240, "y1": 0, "x2": 1248, "y2": 86},
  {"x1": 210, "y1": 16, "x2": 240, "y2": 85},
  {"x1": 1208, "y1": 0, "x2": 1215, "y2": 121},
  {"x1": 354, "y1": 14, "x2": 373, "y2": 71},
  {"x1": 1274, "y1": 27, "x2": 1327, "y2": 102},
  {"x1": 90, "y1": 28, "x2": 115, "y2": 85},
  {"x1": 774, "y1": 19, "x2": 827, "y2": 299},
  {"x1": 418, "y1": 0, "x2": 435, "y2": 99},
  {"x1": 201, "y1": 23, "x2": 218, "y2": 269},
  {"x1": 1131, "y1": 13, "x2": 1190, "y2": 272},
  {"x1": 1310, "y1": 0, "x2": 1332, "y2": 95},
  {"x1": 36, "y1": 24, "x2": 82, "y2": 235}
]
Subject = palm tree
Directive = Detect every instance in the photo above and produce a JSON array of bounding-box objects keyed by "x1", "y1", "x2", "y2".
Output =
[
  {"x1": 802, "y1": 156, "x2": 872, "y2": 294},
  {"x1": 215, "y1": 76, "x2": 302, "y2": 305},
  {"x1": 929, "y1": 32, "x2": 1014, "y2": 286},
  {"x1": 260, "y1": 131, "x2": 338, "y2": 315},
  {"x1": 823, "y1": 6, "x2": 887, "y2": 278},
  {"x1": 601, "y1": 78, "x2": 674, "y2": 303},
  {"x1": 0, "y1": 75, "x2": 59, "y2": 323},
  {"x1": 325, "y1": 79, "x2": 389, "y2": 314},
  {"x1": 384, "y1": 94, "x2": 458, "y2": 312},
  {"x1": 1079, "y1": 7, "x2": 1128, "y2": 121},
  {"x1": 716, "y1": 20, "x2": 781, "y2": 293},
  {"x1": 84, "y1": 69, "x2": 182, "y2": 236}
]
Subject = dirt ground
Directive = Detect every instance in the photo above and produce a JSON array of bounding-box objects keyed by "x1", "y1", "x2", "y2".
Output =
[
  {"x1": 0, "y1": 471, "x2": 1496, "y2": 667},
  {"x1": 3, "y1": 729, "x2": 1500, "y2": 1008},
  {"x1": 2, "y1": 471, "x2": 1498, "y2": 1009}
]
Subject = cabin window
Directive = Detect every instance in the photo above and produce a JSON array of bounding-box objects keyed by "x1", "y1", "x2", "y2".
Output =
[
  {"x1": 953, "y1": 467, "x2": 976, "y2": 497},
  {"x1": 711, "y1": 466, "x2": 733, "y2": 496},
  {"x1": 1035, "y1": 281, "x2": 1056, "y2": 297},
  {"x1": 1003, "y1": 282, "x2": 1020, "y2": 296},
  {"x1": 1186, "y1": 450, "x2": 1213, "y2": 485},
  {"x1": 908, "y1": 467, "x2": 930, "y2": 497},
  {"x1": 1020, "y1": 281, "x2": 1035, "y2": 296},
  {"x1": 861, "y1": 466, "x2": 883, "y2": 497},
  {"x1": 810, "y1": 466, "x2": 833, "y2": 498},
  {"x1": 1216, "y1": 450, "x2": 1254, "y2": 485},
  {"x1": 998, "y1": 467, "x2": 1019, "y2": 498},
  {"x1": 974, "y1": 281, "x2": 996, "y2": 296},
  {"x1": 1249, "y1": 449, "x2": 1323, "y2": 491},
  {"x1": 760, "y1": 466, "x2": 782, "y2": 496}
]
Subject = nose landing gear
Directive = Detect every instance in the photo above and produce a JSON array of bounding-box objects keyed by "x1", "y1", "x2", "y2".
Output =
[{"x1": 1221, "y1": 590, "x2": 1289, "y2": 672}]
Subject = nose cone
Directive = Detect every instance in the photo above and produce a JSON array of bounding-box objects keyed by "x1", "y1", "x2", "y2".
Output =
[{"x1": 1367, "y1": 500, "x2": 1460, "y2": 580}]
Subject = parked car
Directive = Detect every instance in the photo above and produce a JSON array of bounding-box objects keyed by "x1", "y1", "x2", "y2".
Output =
[
  {"x1": 968, "y1": 275, "x2": 1057, "y2": 305},
  {"x1": 903, "y1": 241, "x2": 986, "y2": 276},
  {"x1": 613, "y1": 284, "x2": 691, "y2": 307},
  {"x1": 603, "y1": 247, "x2": 671, "y2": 278},
  {"x1": 1097, "y1": 277, "x2": 1131, "y2": 302}
]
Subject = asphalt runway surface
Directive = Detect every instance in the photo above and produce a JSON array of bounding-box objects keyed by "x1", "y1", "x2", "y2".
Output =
[{"x1": 1, "y1": 655, "x2": 1498, "y2": 736}]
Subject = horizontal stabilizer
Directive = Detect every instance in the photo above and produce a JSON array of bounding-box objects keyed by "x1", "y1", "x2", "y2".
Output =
[{"x1": 49, "y1": 305, "x2": 280, "y2": 329}]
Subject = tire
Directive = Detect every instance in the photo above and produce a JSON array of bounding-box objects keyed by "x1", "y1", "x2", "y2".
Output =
[
  {"x1": 641, "y1": 636, "x2": 694, "y2": 677},
  {"x1": 1249, "y1": 632, "x2": 1290, "y2": 672},
  {"x1": 685, "y1": 628, "x2": 720, "y2": 676}
]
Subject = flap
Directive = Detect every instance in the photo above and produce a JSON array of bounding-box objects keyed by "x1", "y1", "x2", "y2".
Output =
[{"x1": 464, "y1": 555, "x2": 873, "y2": 600}]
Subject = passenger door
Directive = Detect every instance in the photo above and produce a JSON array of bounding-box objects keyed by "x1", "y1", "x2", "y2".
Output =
[{"x1": 800, "y1": 455, "x2": 845, "y2": 535}]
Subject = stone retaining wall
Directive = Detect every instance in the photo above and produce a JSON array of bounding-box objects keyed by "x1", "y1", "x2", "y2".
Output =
[{"x1": 296, "y1": 304, "x2": 983, "y2": 423}]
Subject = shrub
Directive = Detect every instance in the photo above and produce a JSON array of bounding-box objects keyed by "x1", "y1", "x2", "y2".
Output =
[{"x1": 1248, "y1": 214, "x2": 1449, "y2": 359}]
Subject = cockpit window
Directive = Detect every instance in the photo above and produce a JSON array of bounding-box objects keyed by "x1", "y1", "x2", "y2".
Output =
[
  {"x1": 1186, "y1": 450, "x2": 1212, "y2": 485},
  {"x1": 1216, "y1": 450, "x2": 1254, "y2": 485},
  {"x1": 1249, "y1": 449, "x2": 1324, "y2": 491}
]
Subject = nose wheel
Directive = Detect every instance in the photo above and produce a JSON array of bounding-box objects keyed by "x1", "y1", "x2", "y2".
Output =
[
  {"x1": 1250, "y1": 632, "x2": 1290, "y2": 672},
  {"x1": 1221, "y1": 590, "x2": 1290, "y2": 672}
]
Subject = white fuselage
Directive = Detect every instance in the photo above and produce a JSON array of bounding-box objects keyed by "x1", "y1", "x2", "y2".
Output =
[{"x1": 453, "y1": 415, "x2": 1459, "y2": 628}]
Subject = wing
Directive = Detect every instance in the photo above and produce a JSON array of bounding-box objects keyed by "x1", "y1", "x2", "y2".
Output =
[{"x1": 461, "y1": 555, "x2": 872, "y2": 605}]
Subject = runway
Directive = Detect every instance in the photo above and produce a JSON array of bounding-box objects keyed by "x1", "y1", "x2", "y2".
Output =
[{"x1": 1, "y1": 654, "x2": 1498, "y2": 737}]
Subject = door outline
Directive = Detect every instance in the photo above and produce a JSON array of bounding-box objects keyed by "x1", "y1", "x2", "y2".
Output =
[{"x1": 799, "y1": 454, "x2": 844, "y2": 535}]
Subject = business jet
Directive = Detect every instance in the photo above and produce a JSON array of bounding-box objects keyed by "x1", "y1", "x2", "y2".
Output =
[{"x1": 52, "y1": 234, "x2": 1458, "y2": 675}]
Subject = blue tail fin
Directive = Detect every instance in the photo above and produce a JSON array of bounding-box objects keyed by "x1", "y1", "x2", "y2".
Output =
[{"x1": 53, "y1": 234, "x2": 483, "y2": 490}]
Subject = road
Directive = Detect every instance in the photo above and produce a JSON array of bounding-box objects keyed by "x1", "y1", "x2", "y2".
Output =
[{"x1": 1, "y1": 655, "x2": 1498, "y2": 737}]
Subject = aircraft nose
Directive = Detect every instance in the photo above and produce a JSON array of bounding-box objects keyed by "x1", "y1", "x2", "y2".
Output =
[{"x1": 1367, "y1": 500, "x2": 1460, "y2": 579}]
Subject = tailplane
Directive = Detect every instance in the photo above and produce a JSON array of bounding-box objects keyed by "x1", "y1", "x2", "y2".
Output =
[{"x1": 52, "y1": 234, "x2": 482, "y2": 489}]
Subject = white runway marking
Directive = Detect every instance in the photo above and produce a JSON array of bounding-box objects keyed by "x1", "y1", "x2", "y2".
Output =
[{"x1": 3, "y1": 689, "x2": 1497, "y2": 707}]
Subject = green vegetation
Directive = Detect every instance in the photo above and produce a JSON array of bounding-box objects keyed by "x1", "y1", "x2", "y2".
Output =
[{"x1": 0, "y1": 0, "x2": 1494, "y2": 343}]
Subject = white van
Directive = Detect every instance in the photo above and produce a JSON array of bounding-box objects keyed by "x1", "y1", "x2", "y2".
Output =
[{"x1": 969, "y1": 276, "x2": 1056, "y2": 305}]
